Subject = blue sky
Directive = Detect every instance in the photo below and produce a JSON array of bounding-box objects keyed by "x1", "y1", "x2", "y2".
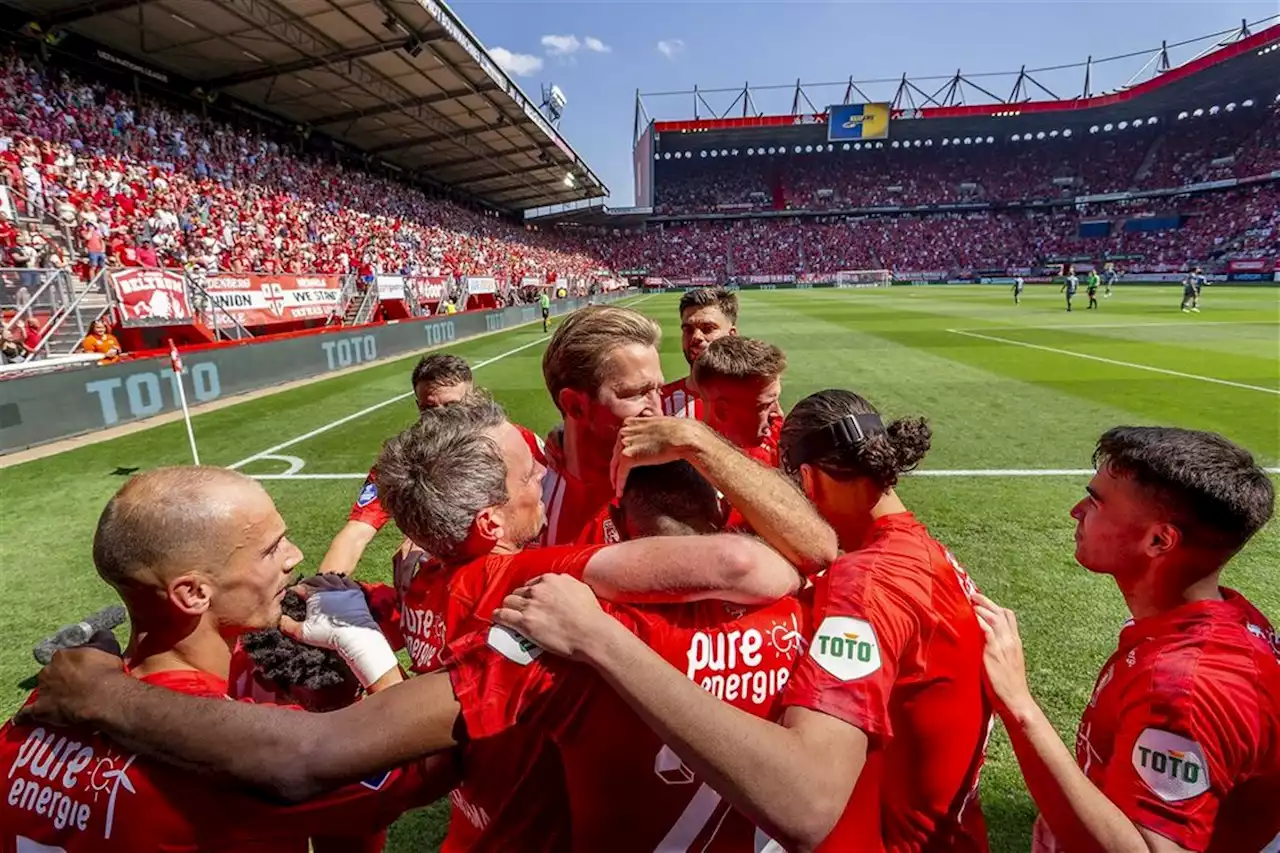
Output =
[{"x1": 450, "y1": 0, "x2": 1280, "y2": 205}]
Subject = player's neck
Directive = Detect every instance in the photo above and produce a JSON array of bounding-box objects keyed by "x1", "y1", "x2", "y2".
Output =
[
  {"x1": 562, "y1": 419, "x2": 613, "y2": 490},
  {"x1": 125, "y1": 615, "x2": 235, "y2": 681},
  {"x1": 1118, "y1": 567, "x2": 1224, "y2": 621}
]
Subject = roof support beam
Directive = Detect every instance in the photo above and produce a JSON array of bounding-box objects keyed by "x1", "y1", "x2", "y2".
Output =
[
  {"x1": 447, "y1": 160, "x2": 559, "y2": 187},
  {"x1": 206, "y1": 38, "x2": 447, "y2": 88},
  {"x1": 412, "y1": 143, "x2": 551, "y2": 170},
  {"x1": 36, "y1": 0, "x2": 157, "y2": 27},
  {"x1": 312, "y1": 83, "x2": 499, "y2": 126}
]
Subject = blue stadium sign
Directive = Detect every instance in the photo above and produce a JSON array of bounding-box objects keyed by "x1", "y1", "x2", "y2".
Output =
[{"x1": 827, "y1": 103, "x2": 891, "y2": 142}]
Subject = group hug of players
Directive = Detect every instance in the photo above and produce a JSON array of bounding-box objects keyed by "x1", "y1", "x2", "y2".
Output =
[{"x1": 4, "y1": 287, "x2": 1279, "y2": 853}]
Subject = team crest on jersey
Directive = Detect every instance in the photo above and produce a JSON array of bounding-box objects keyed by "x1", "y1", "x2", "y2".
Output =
[
  {"x1": 356, "y1": 479, "x2": 378, "y2": 508},
  {"x1": 601, "y1": 517, "x2": 622, "y2": 544},
  {"x1": 810, "y1": 616, "x2": 880, "y2": 681},
  {"x1": 487, "y1": 624, "x2": 543, "y2": 666},
  {"x1": 1131, "y1": 728, "x2": 1210, "y2": 802}
]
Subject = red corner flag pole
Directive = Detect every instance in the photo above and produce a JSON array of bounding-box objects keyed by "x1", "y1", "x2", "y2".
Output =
[{"x1": 168, "y1": 339, "x2": 200, "y2": 465}]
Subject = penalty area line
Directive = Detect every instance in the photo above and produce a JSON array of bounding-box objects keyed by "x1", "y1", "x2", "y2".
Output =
[{"x1": 948, "y1": 328, "x2": 1280, "y2": 396}]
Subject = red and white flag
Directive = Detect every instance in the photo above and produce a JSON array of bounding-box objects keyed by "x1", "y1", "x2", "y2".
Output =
[{"x1": 168, "y1": 339, "x2": 184, "y2": 374}]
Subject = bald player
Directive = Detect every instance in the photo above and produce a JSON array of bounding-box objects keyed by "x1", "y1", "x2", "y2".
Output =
[{"x1": 0, "y1": 468, "x2": 450, "y2": 851}]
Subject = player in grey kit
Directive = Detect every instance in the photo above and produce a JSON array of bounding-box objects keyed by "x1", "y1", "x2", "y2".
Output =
[
  {"x1": 1060, "y1": 266, "x2": 1079, "y2": 312},
  {"x1": 1181, "y1": 267, "x2": 1206, "y2": 313},
  {"x1": 1012, "y1": 276, "x2": 1025, "y2": 305}
]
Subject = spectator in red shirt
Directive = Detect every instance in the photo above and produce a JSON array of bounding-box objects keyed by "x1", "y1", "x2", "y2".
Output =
[
  {"x1": 975, "y1": 427, "x2": 1280, "y2": 853},
  {"x1": 136, "y1": 236, "x2": 158, "y2": 268}
]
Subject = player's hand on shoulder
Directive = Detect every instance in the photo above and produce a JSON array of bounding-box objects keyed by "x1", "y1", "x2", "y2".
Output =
[
  {"x1": 493, "y1": 574, "x2": 614, "y2": 662},
  {"x1": 971, "y1": 593, "x2": 1035, "y2": 720},
  {"x1": 17, "y1": 645, "x2": 127, "y2": 728}
]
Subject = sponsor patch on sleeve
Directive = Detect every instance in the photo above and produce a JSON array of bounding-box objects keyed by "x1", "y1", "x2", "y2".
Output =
[
  {"x1": 487, "y1": 624, "x2": 543, "y2": 666},
  {"x1": 360, "y1": 769, "x2": 393, "y2": 791},
  {"x1": 356, "y1": 479, "x2": 378, "y2": 508},
  {"x1": 809, "y1": 616, "x2": 881, "y2": 682},
  {"x1": 1131, "y1": 728, "x2": 1210, "y2": 802}
]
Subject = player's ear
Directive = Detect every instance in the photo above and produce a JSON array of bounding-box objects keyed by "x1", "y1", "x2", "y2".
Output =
[
  {"x1": 798, "y1": 464, "x2": 820, "y2": 503},
  {"x1": 168, "y1": 573, "x2": 214, "y2": 616},
  {"x1": 473, "y1": 505, "x2": 503, "y2": 544},
  {"x1": 558, "y1": 387, "x2": 587, "y2": 420},
  {"x1": 1146, "y1": 523, "x2": 1181, "y2": 557}
]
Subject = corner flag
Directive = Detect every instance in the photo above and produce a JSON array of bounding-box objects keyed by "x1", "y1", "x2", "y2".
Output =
[{"x1": 169, "y1": 339, "x2": 200, "y2": 465}]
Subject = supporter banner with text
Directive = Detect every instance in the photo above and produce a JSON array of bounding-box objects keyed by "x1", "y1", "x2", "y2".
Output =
[
  {"x1": 376, "y1": 276, "x2": 407, "y2": 301},
  {"x1": 466, "y1": 276, "x2": 497, "y2": 295},
  {"x1": 1227, "y1": 259, "x2": 1271, "y2": 272},
  {"x1": 409, "y1": 275, "x2": 448, "y2": 305},
  {"x1": 203, "y1": 274, "x2": 342, "y2": 326},
  {"x1": 110, "y1": 268, "x2": 194, "y2": 326}
]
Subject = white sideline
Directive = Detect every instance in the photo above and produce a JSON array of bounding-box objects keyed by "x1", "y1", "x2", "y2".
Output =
[
  {"x1": 948, "y1": 328, "x2": 1280, "y2": 396},
  {"x1": 950, "y1": 320, "x2": 1276, "y2": 332},
  {"x1": 247, "y1": 467, "x2": 1280, "y2": 482},
  {"x1": 231, "y1": 293, "x2": 657, "y2": 472}
]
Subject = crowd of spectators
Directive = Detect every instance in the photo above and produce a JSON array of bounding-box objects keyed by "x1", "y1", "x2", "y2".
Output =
[
  {"x1": 0, "y1": 53, "x2": 609, "y2": 286},
  {"x1": 0, "y1": 47, "x2": 1275, "y2": 305}
]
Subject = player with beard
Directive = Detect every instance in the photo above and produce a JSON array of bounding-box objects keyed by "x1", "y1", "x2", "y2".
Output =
[
  {"x1": 662, "y1": 287, "x2": 739, "y2": 419},
  {"x1": 317, "y1": 353, "x2": 545, "y2": 581},
  {"x1": 17, "y1": 406, "x2": 821, "y2": 853},
  {"x1": 0, "y1": 468, "x2": 451, "y2": 852},
  {"x1": 539, "y1": 305, "x2": 665, "y2": 545},
  {"x1": 496, "y1": 389, "x2": 993, "y2": 853},
  {"x1": 974, "y1": 427, "x2": 1280, "y2": 853},
  {"x1": 691, "y1": 335, "x2": 785, "y2": 467}
]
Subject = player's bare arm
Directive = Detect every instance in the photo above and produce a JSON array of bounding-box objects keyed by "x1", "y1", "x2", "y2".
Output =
[
  {"x1": 495, "y1": 574, "x2": 865, "y2": 851},
  {"x1": 975, "y1": 594, "x2": 1192, "y2": 853},
  {"x1": 19, "y1": 645, "x2": 465, "y2": 802},
  {"x1": 583, "y1": 532, "x2": 802, "y2": 605},
  {"x1": 614, "y1": 415, "x2": 838, "y2": 574},
  {"x1": 315, "y1": 518, "x2": 379, "y2": 576}
]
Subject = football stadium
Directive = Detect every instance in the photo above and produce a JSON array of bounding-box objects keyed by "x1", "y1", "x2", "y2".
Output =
[{"x1": 0, "y1": 1, "x2": 1278, "y2": 851}]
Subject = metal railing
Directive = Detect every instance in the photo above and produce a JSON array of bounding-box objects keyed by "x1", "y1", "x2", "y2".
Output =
[
  {"x1": 29, "y1": 269, "x2": 112, "y2": 359},
  {"x1": 329, "y1": 275, "x2": 359, "y2": 325},
  {"x1": 352, "y1": 286, "x2": 380, "y2": 325},
  {"x1": 185, "y1": 273, "x2": 254, "y2": 341}
]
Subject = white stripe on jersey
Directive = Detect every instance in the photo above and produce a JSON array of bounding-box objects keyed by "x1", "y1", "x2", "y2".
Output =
[
  {"x1": 542, "y1": 468, "x2": 568, "y2": 545},
  {"x1": 663, "y1": 389, "x2": 696, "y2": 419}
]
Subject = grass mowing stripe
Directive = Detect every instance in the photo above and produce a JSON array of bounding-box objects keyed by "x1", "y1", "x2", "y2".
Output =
[{"x1": 948, "y1": 328, "x2": 1280, "y2": 395}]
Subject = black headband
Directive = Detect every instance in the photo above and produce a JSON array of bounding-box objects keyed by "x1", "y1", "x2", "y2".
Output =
[{"x1": 783, "y1": 412, "x2": 886, "y2": 472}]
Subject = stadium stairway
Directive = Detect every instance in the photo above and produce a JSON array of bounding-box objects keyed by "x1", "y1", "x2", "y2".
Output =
[{"x1": 1134, "y1": 134, "x2": 1166, "y2": 186}]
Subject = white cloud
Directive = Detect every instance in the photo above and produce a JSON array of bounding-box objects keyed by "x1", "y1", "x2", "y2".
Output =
[
  {"x1": 584, "y1": 36, "x2": 611, "y2": 53},
  {"x1": 491, "y1": 47, "x2": 543, "y2": 77},
  {"x1": 657, "y1": 39, "x2": 684, "y2": 60},
  {"x1": 541, "y1": 34, "x2": 580, "y2": 57}
]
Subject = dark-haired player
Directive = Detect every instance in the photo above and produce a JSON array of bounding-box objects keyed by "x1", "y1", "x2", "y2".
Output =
[
  {"x1": 499, "y1": 389, "x2": 992, "y2": 852},
  {"x1": 974, "y1": 426, "x2": 1280, "y2": 853},
  {"x1": 1061, "y1": 266, "x2": 1079, "y2": 313},
  {"x1": 1086, "y1": 270, "x2": 1100, "y2": 310},
  {"x1": 1180, "y1": 267, "x2": 1206, "y2": 314},
  {"x1": 1102, "y1": 263, "x2": 1118, "y2": 298},
  {"x1": 317, "y1": 354, "x2": 544, "y2": 578},
  {"x1": 663, "y1": 287, "x2": 739, "y2": 419}
]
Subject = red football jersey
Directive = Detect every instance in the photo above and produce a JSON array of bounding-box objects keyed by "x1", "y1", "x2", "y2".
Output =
[
  {"x1": 662, "y1": 376, "x2": 703, "y2": 420},
  {"x1": 0, "y1": 670, "x2": 440, "y2": 853},
  {"x1": 1032, "y1": 590, "x2": 1280, "y2": 853},
  {"x1": 782, "y1": 512, "x2": 991, "y2": 853},
  {"x1": 349, "y1": 425, "x2": 546, "y2": 531},
  {"x1": 447, "y1": 595, "x2": 811, "y2": 852},
  {"x1": 573, "y1": 504, "x2": 625, "y2": 546},
  {"x1": 539, "y1": 461, "x2": 615, "y2": 547},
  {"x1": 394, "y1": 544, "x2": 604, "y2": 852}
]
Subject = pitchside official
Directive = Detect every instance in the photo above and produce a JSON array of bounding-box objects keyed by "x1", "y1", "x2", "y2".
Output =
[{"x1": 975, "y1": 427, "x2": 1280, "y2": 853}]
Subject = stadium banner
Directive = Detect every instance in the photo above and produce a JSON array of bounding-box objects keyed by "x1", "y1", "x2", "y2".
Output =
[
  {"x1": 466, "y1": 276, "x2": 497, "y2": 295},
  {"x1": 1, "y1": 294, "x2": 626, "y2": 455},
  {"x1": 1227, "y1": 272, "x2": 1270, "y2": 282},
  {"x1": 376, "y1": 276, "x2": 407, "y2": 301},
  {"x1": 827, "y1": 103, "x2": 891, "y2": 142},
  {"x1": 896, "y1": 271, "x2": 948, "y2": 283},
  {"x1": 1227, "y1": 259, "x2": 1271, "y2": 272},
  {"x1": 408, "y1": 275, "x2": 448, "y2": 305},
  {"x1": 203, "y1": 274, "x2": 342, "y2": 326},
  {"x1": 109, "y1": 268, "x2": 195, "y2": 326},
  {"x1": 743, "y1": 275, "x2": 796, "y2": 284},
  {"x1": 520, "y1": 276, "x2": 545, "y2": 290},
  {"x1": 690, "y1": 276, "x2": 717, "y2": 286}
]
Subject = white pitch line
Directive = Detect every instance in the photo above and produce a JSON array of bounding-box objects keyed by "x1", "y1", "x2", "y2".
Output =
[
  {"x1": 950, "y1": 320, "x2": 1277, "y2": 332},
  {"x1": 229, "y1": 334, "x2": 550, "y2": 470},
  {"x1": 948, "y1": 328, "x2": 1280, "y2": 396}
]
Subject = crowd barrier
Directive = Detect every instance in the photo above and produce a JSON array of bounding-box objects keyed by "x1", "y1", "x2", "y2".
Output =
[{"x1": 0, "y1": 294, "x2": 622, "y2": 455}]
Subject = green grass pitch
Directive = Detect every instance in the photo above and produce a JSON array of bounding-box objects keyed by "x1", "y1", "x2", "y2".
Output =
[{"x1": 2, "y1": 284, "x2": 1277, "y2": 851}]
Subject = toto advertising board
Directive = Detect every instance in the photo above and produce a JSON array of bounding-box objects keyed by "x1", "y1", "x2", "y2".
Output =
[{"x1": 0, "y1": 295, "x2": 622, "y2": 454}]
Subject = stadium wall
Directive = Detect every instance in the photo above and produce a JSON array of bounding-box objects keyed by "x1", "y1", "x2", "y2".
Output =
[{"x1": 0, "y1": 295, "x2": 619, "y2": 455}]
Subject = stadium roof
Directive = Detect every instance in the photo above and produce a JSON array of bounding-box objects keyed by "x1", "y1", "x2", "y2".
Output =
[{"x1": 5, "y1": 0, "x2": 608, "y2": 212}]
